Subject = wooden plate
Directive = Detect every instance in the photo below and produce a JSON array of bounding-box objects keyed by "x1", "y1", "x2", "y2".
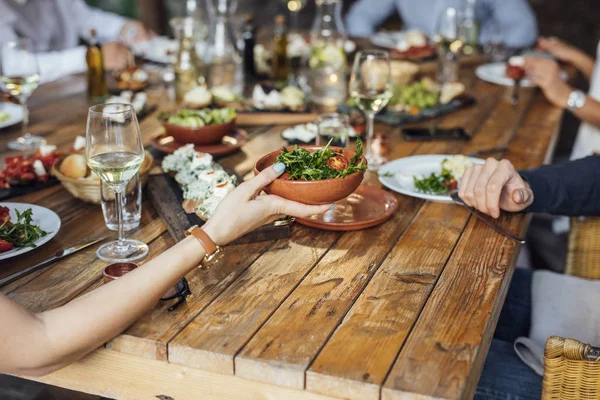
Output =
[
  {"x1": 151, "y1": 129, "x2": 247, "y2": 157},
  {"x1": 295, "y1": 185, "x2": 399, "y2": 231}
]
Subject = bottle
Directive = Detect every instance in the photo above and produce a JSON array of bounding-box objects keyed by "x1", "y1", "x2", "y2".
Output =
[
  {"x1": 170, "y1": 17, "x2": 204, "y2": 103},
  {"x1": 459, "y1": 0, "x2": 479, "y2": 55},
  {"x1": 309, "y1": 0, "x2": 347, "y2": 108},
  {"x1": 86, "y1": 29, "x2": 108, "y2": 102},
  {"x1": 272, "y1": 15, "x2": 289, "y2": 83},
  {"x1": 242, "y1": 15, "x2": 256, "y2": 79}
]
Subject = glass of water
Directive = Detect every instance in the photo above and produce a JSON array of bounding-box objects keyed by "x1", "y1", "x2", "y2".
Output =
[
  {"x1": 101, "y1": 172, "x2": 142, "y2": 232},
  {"x1": 316, "y1": 113, "x2": 351, "y2": 148}
]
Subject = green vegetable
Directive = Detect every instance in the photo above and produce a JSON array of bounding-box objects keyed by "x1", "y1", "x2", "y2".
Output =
[
  {"x1": 276, "y1": 138, "x2": 367, "y2": 181},
  {"x1": 164, "y1": 108, "x2": 237, "y2": 127},
  {"x1": 0, "y1": 208, "x2": 48, "y2": 249},
  {"x1": 413, "y1": 169, "x2": 455, "y2": 195},
  {"x1": 380, "y1": 171, "x2": 394, "y2": 178},
  {"x1": 0, "y1": 112, "x2": 9, "y2": 123},
  {"x1": 389, "y1": 80, "x2": 440, "y2": 110}
]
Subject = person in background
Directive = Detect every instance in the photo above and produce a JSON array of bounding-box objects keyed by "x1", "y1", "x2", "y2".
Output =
[
  {"x1": 0, "y1": 164, "x2": 332, "y2": 377},
  {"x1": 0, "y1": 0, "x2": 154, "y2": 83},
  {"x1": 526, "y1": 37, "x2": 600, "y2": 160},
  {"x1": 458, "y1": 156, "x2": 600, "y2": 399},
  {"x1": 345, "y1": 0, "x2": 538, "y2": 49}
]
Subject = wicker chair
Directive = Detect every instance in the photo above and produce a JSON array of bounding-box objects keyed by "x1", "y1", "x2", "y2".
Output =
[
  {"x1": 565, "y1": 217, "x2": 600, "y2": 279},
  {"x1": 542, "y1": 336, "x2": 600, "y2": 399}
]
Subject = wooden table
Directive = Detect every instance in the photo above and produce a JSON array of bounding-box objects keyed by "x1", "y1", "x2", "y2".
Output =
[{"x1": 0, "y1": 67, "x2": 563, "y2": 400}]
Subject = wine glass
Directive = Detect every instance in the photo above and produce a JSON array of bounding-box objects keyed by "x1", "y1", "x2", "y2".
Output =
[
  {"x1": 86, "y1": 103, "x2": 149, "y2": 262},
  {"x1": 434, "y1": 7, "x2": 462, "y2": 84},
  {"x1": 349, "y1": 50, "x2": 392, "y2": 170},
  {"x1": 0, "y1": 39, "x2": 44, "y2": 151}
]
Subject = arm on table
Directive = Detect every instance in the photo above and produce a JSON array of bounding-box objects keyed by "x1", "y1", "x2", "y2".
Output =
[
  {"x1": 0, "y1": 165, "x2": 331, "y2": 377},
  {"x1": 344, "y1": 0, "x2": 397, "y2": 38}
]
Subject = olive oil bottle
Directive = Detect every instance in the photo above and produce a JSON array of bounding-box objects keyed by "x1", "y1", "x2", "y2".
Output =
[
  {"x1": 86, "y1": 29, "x2": 108, "y2": 102},
  {"x1": 272, "y1": 15, "x2": 289, "y2": 83}
]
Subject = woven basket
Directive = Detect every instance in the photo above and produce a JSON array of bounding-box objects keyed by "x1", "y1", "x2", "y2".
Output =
[
  {"x1": 51, "y1": 150, "x2": 154, "y2": 204},
  {"x1": 542, "y1": 336, "x2": 600, "y2": 400},
  {"x1": 566, "y1": 217, "x2": 600, "y2": 279}
]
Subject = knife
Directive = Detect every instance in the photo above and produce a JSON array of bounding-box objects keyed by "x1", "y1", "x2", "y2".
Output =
[
  {"x1": 450, "y1": 191, "x2": 526, "y2": 244},
  {"x1": 511, "y1": 78, "x2": 521, "y2": 106},
  {"x1": 0, "y1": 237, "x2": 105, "y2": 288}
]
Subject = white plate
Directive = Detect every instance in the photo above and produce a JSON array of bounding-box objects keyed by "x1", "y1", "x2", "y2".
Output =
[
  {"x1": 131, "y1": 36, "x2": 178, "y2": 64},
  {"x1": 370, "y1": 31, "x2": 429, "y2": 50},
  {"x1": 0, "y1": 103, "x2": 24, "y2": 130},
  {"x1": 475, "y1": 62, "x2": 568, "y2": 88},
  {"x1": 378, "y1": 155, "x2": 484, "y2": 203},
  {"x1": 0, "y1": 202, "x2": 61, "y2": 260}
]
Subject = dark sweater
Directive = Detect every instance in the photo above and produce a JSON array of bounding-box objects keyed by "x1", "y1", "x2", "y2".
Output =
[{"x1": 520, "y1": 156, "x2": 600, "y2": 216}]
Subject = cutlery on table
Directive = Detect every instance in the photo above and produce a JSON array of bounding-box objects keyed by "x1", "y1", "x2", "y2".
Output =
[
  {"x1": 0, "y1": 237, "x2": 105, "y2": 288},
  {"x1": 467, "y1": 145, "x2": 509, "y2": 158},
  {"x1": 511, "y1": 78, "x2": 521, "y2": 106},
  {"x1": 450, "y1": 191, "x2": 526, "y2": 244}
]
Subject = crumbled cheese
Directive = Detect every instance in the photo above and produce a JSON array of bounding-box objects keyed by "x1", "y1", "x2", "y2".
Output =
[
  {"x1": 32, "y1": 159, "x2": 47, "y2": 177},
  {"x1": 39, "y1": 144, "x2": 57, "y2": 156},
  {"x1": 508, "y1": 56, "x2": 525, "y2": 67},
  {"x1": 441, "y1": 155, "x2": 474, "y2": 180},
  {"x1": 190, "y1": 152, "x2": 213, "y2": 170},
  {"x1": 184, "y1": 86, "x2": 212, "y2": 105},
  {"x1": 73, "y1": 135, "x2": 86, "y2": 151},
  {"x1": 213, "y1": 181, "x2": 235, "y2": 198}
]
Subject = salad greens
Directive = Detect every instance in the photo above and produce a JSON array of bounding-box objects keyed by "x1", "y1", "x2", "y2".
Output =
[
  {"x1": 413, "y1": 169, "x2": 457, "y2": 195},
  {"x1": 0, "y1": 208, "x2": 48, "y2": 248},
  {"x1": 276, "y1": 138, "x2": 367, "y2": 181},
  {"x1": 161, "y1": 108, "x2": 236, "y2": 127}
]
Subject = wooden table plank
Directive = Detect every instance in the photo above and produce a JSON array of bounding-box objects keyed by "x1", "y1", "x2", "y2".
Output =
[
  {"x1": 168, "y1": 226, "x2": 341, "y2": 374},
  {"x1": 381, "y1": 97, "x2": 563, "y2": 400}
]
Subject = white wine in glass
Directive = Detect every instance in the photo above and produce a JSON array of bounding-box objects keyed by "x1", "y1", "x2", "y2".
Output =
[
  {"x1": 0, "y1": 39, "x2": 44, "y2": 151},
  {"x1": 349, "y1": 50, "x2": 392, "y2": 170},
  {"x1": 86, "y1": 103, "x2": 148, "y2": 263}
]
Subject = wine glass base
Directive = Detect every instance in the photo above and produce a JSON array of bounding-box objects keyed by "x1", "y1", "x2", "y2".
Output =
[
  {"x1": 8, "y1": 135, "x2": 46, "y2": 151},
  {"x1": 96, "y1": 239, "x2": 149, "y2": 263},
  {"x1": 366, "y1": 155, "x2": 387, "y2": 171}
]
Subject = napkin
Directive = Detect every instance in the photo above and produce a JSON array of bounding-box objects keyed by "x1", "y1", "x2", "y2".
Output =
[{"x1": 514, "y1": 270, "x2": 600, "y2": 375}]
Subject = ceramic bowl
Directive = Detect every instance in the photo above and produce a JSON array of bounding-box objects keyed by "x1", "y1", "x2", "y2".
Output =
[
  {"x1": 103, "y1": 262, "x2": 138, "y2": 284},
  {"x1": 161, "y1": 118, "x2": 236, "y2": 145},
  {"x1": 253, "y1": 146, "x2": 366, "y2": 205}
]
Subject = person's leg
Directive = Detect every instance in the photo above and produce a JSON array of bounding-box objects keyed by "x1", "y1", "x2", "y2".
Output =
[
  {"x1": 475, "y1": 338, "x2": 542, "y2": 400},
  {"x1": 494, "y1": 267, "x2": 533, "y2": 343}
]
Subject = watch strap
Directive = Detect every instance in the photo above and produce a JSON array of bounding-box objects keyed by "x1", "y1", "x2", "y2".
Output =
[{"x1": 186, "y1": 225, "x2": 218, "y2": 257}]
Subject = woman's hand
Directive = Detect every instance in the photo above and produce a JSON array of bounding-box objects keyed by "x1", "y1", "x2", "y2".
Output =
[
  {"x1": 524, "y1": 57, "x2": 571, "y2": 108},
  {"x1": 537, "y1": 37, "x2": 578, "y2": 63},
  {"x1": 458, "y1": 158, "x2": 534, "y2": 218},
  {"x1": 202, "y1": 163, "x2": 332, "y2": 246}
]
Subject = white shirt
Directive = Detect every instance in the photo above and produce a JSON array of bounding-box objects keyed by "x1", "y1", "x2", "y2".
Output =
[
  {"x1": 0, "y1": 0, "x2": 127, "y2": 83},
  {"x1": 571, "y1": 40, "x2": 600, "y2": 160}
]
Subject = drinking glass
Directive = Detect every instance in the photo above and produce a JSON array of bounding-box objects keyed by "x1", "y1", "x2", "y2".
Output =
[
  {"x1": 316, "y1": 113, "x2": 351, "y2": 148},
  {"x1": 86, "y1": 103, "x2": 148, "y2": 262},
  {"x1": 0, "y1": 39, "x2": 44, "y2": 150},
  {"x1": 434, "y1": 7, "x2": 462, "y2": 84},
  {"x1": 101, "y1": 172, "x2": 142, "y2": 232},
  {"x1": 349, "y1": 50, "x2": 392, "y2": 170}
]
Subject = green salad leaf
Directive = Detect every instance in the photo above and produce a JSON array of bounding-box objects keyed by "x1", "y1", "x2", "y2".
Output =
[
  {"x1": 413, "y1": 169, "x2": 456, "y2": 195},
  {"x1": 0, "y1": 208, "x2": 48, "y2": 248},
  {"x1": 163, "y1": 108, "x2": 237, "y2": 127},
  {"x1": 276, "y1": 138, "x2": 367, "y2": 181}
]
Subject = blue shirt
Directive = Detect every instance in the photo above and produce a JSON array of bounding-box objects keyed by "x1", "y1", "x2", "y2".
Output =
[{"x1": 345, "y1": 0, "x2": 538, "y2": 48}]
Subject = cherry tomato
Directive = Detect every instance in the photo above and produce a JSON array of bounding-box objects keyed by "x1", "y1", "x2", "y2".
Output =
[
  {"x1": 0, "y1": 239, "x2": 14, "y2": 253},
  {"x1": 443, "y1": 179, "x2": 458, "y2": 192},
  {"x1": 326, "y1": 154, "x2": 350, "y2": 171}
]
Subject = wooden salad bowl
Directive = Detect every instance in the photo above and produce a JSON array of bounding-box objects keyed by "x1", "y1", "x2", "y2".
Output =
[
  {"x1": 161, "y1": 118, "x2": 236, "y2": 145},
  {"x1": 253, "y1": 146, "x2": 366, "y2": 205}
]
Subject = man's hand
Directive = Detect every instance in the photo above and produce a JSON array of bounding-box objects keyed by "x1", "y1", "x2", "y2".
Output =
[
  {"x1": 101, "y1": 41, "x2": 132, "y2": 71},
  {"x1": 458, "y1": 158, "x2": 534, "y2": 218},
  {"x1": 537, "y1": 36, "x2": 578, "y2": 63},
  {"x1": 524, "y1": 57, "x2": 571, "y2": 108},
  {"x1": 119, "y1": 21, "x2": 155, "y2": 45}
]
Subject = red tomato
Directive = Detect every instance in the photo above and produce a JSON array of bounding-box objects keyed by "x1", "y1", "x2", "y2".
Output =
[
  {"x1": 326, "y1": 154, "x2": 350, "y2": 171},
  {"x1": 0, "y1": 239, "x2": 14, "y2": 253},
  {"x1": 444, "y1": 179, "x2": 458, "y2": 192}
]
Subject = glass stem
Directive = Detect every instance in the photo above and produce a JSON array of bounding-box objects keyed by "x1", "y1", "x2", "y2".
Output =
[
  {"x1": 21, "y1": 101, "x2": 31, "y2": 140},
  {"x1": 114, "y1": 187, "x2": 126, "y2": 247},
  {"x1": 365, "y1": 113, "x2": 375, "y2": 159}
]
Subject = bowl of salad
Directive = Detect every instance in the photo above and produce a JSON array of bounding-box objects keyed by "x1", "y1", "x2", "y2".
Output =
[
  {"x1": 160, "y1": 108, "x2": 237, "y2": 145},
  {"x1": 253, "y1": 139, "x2": 367, "y2": 205}
]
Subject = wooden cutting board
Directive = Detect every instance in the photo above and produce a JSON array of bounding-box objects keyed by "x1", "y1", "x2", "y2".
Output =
[{"x1": 147, "y1": 173, "x2": 292, "y2": 244}]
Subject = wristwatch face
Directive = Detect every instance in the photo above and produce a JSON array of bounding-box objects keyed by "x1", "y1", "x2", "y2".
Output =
[{"x1": 568, "y1": 91, "x2": 586, "y2": 110}]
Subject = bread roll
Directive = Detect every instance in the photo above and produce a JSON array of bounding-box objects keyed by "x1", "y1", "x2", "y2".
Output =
[{"x1": 61, "y1": 154, "x2": 88, "y2": 179}]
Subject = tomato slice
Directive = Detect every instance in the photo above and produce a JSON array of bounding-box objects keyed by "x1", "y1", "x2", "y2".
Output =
[
  {"x1": 0, "y1": 239, "x2": 14, "y2": 253},
  {"x1": 326, "y1": 154, "x2": 350, "y2": 171}
]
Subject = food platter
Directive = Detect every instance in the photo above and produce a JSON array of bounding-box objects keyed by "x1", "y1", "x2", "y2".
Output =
[
  {"x1": 378, "y1": 155, "x2": 484, "y2": 203},
  {"x1": 0, "y1": 202, "x2": 61, "y2": 261}
]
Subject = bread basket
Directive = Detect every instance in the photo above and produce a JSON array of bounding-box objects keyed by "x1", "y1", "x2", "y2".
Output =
[{"x1": 51, "y1": 150, "x2": 154, "y2": 204}]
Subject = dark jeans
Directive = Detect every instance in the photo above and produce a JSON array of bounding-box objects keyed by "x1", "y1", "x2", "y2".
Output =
[{"x1": 474, "y1": 268, "x2": 543, "y2": 400}]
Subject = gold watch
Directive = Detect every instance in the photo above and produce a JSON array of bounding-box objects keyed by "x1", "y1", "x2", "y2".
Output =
[{"x1": 185, "y1": 225, "x2": 223, "y2": 268}]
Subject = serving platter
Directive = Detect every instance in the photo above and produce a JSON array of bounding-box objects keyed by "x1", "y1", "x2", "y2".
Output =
[
  {"x1": 0, "y1": 202, "x2": 61, "y2": 261},
  {"x1": 296, "y1": 185, "x2": 398, "y2": 231},
  {"x1": 378, "y1": 154, "x2": 484, "y2": 203}
]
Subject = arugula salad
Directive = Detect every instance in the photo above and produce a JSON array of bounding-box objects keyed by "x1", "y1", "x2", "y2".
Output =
[
  {"x1": 0, "y1": 206, "x2": 48, "y2": 253},
  {"x1": 413, "y1": 155, "x2": 473, "y2": 195},
  {"x1": 276, "y1": 139, "x2": 367, "y2": 181}
]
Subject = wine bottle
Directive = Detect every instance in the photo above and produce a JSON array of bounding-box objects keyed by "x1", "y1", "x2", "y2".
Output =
[
  {"x1": 86, "y1": 29, "x2": 108, "y2": 102},
  {"x1": 242, "y1": 15, "x2": 257, "y2": 79},
  {"x1": 272, "y1": 15, "x2": 289, "y2": 83}
]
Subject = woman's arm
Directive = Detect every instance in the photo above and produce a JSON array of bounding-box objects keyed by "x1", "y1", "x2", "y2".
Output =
[{"x1": 0, "y1": 165, "x2": 331, "y2": 377}]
